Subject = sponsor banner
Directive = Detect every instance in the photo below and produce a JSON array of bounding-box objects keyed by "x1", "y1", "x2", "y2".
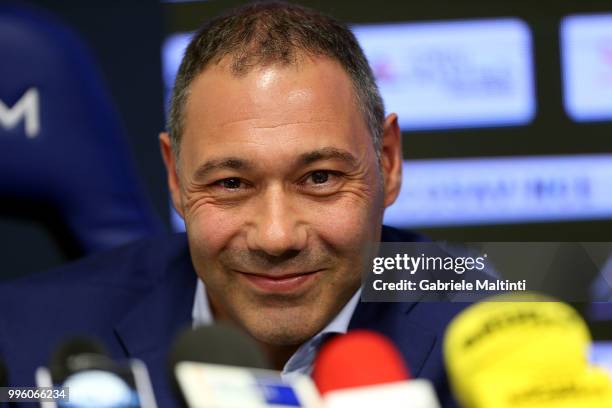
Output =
[
  {"x1": 561, "y1": 13, "x2": 612, "y2": 122},
  {"x1": 353, "y1": 18, "x2": 536, "y2": 130}
]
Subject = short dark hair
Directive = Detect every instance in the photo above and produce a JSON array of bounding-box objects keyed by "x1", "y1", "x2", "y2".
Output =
[{"x1": 168, "y1": 1, "x2": 385, "y2": 158}]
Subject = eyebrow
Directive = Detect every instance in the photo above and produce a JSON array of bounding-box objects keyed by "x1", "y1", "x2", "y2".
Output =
[
  {"x1": 298, "y1": 147, "x2": 358, "y2": 167},
  {"x1": 192, "y1": 157, "x2": 254, "y2": 182},
  {"x1": 191, "y1": 147, "x2": 358, "y2": 181}
]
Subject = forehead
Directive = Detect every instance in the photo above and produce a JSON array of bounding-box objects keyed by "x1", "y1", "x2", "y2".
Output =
[{"x1": 180, "y1": 55, "x2": 371, "y2": 165}]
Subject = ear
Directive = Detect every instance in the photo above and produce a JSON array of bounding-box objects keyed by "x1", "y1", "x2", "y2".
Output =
[
  {"x1": 159, "y1": 132, "x2": 185, "y2": 219},
  {"x1": 380, "y1": 113, "x2": 402, "y2": 208}
]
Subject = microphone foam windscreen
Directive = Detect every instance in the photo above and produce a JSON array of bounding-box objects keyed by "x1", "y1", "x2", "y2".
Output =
[
  {"x1": 49, "y1": 336, "x2": 108, "y2": 380},
  {"x1": 312, "y1": 330, "x2": 410, "y2": 395},
  {"x1": 168, "y1": 323, "x2": 270, "y2": 372},
  {"x1": 443, "y1": 292, "x2": 596, "y2": 408}
]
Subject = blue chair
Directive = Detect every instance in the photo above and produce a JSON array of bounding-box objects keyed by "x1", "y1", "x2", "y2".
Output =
[{"x1": 0, "y1": 3, "x2": 163, "y2": 267}]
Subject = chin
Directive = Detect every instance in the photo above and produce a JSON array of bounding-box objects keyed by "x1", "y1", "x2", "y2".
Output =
[
  {"x1": 253, "y1": 329, "x2": 311, "y2": 347},
  {"x1": 240, "y1": 309, "x2": 325, "y2": 346}
]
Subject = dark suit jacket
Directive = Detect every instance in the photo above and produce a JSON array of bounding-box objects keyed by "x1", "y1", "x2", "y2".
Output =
[{"x1": 0, "y1": 226, "x2": 468, "y2": 407}]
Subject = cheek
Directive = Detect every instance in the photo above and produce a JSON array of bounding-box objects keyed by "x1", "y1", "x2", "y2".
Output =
[
  {"x1": 307, "y1": 191, "x2": 383, "y2": 251},
  {"x1": 185, "y1": 205, "x2": 244, "y2": 261}
]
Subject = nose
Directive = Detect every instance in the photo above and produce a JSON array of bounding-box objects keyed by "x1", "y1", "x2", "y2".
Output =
[{"x1": 246, "y1": 185, "x2": 307, "y2": 257}]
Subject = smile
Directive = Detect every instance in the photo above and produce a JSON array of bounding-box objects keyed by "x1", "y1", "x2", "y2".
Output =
[{"x1": 236, "y1": 270, "x2": 322, "y2": 294}]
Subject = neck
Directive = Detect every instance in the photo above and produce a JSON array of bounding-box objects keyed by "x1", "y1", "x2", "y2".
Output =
[
  {"x1": 257, "y1": 342, "x2": 300, "y2": 371},
  {"x1": 207, "y1": 293, "x2": 299, "y2": 370}
]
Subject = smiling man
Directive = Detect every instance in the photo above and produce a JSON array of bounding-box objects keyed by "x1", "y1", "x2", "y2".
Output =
[
  {"x1": 160, "y1": 20, "x2": 401, "y2": 367},
  {"x1": 0, "y1": 2, "x2": 467, "y2": 407},
  {"x1": 158, "y1": 0, "x2": 410, "y2": 373}
]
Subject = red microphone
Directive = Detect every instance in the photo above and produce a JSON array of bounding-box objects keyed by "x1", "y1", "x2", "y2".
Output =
[
  {"x1": 313, "y1": 330, "x2": 440, "y2": 408},
  {"x1": 313, "y1": 330, "x2": 410, "y2": 393}
]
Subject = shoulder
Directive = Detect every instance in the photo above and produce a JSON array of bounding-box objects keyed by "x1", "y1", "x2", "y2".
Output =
[
  {"x1": 0, "y1": 232, "x2": 193, "y2": 344},
  {"x1": 0, "y1": 232, "x2": 193, "y2": 337},
  {"x1": 0, "y1": 232, "x2": 193, "y2": 325},
  {"x1": 0, "y1": 232, "x2": 190, "y2": 290},
  {"x1": 0, "y1": 233, "x2": 194, "y2": 386}
]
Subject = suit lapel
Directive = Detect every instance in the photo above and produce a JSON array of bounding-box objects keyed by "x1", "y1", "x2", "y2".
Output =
[
  {"x1": 112, "y1": 251, "x2": 197, "y2": 407},
  {"x1": 348, "y1": 301, "x2": 438, "y2": 377},
  {"x1": 113, "y1": 251, "x2": 197, "y2": 358},
  {"x1": 348, "y1": 226, "x2": 438, "y2": 377}
]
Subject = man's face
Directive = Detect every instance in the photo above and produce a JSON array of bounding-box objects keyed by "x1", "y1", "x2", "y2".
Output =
[{"x1": 161, "y1": 55, "x2": 401, "y2": 346}]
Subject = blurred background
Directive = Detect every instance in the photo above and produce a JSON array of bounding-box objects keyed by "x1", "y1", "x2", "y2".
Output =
[{"x1": 2, "y1": 0, "x2": 612, "y2": 279}]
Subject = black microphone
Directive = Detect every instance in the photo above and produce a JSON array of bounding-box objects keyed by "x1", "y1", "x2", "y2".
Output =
[
  {"x1": 169, "y1": 323, "x2": 322, "y2": 407},
  {"x1": 48, "y1": 336, "x2": 108, "y2": 382},
  {"x1": 37, "y1": 336, "x2": 157, "y2": 408},
  {"x1": 169, "y1": 323, "x2": 269, "y2": 371}
]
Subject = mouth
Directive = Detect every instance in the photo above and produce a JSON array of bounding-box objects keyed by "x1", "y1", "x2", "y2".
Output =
[{"x1": 235, "y1": 269, "x2": 323, "y2": 294}]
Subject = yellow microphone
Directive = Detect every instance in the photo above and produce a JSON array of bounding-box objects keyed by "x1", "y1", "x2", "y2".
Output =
[
  {"x1": 443, "y1": 292, "x2": 612, "y2": 408},
  {"x1": 470, "y1": 365, "x2": 612, "y2": 408}
]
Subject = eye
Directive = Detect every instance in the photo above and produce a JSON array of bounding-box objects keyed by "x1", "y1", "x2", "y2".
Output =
[
  {"x1": 216, "y1": 177, "x2": 243, "y2": 189},
  {"x1": 301, "y1": 170, "x2": 343, "y2": 189},
  {"x1": 309, "y1": 170, "x2": 330, "y2": 184}
]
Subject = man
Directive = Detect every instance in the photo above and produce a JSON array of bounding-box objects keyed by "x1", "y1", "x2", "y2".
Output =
[{"x1": 0, "y1": 2, "x2": 467, "y2": 406}]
